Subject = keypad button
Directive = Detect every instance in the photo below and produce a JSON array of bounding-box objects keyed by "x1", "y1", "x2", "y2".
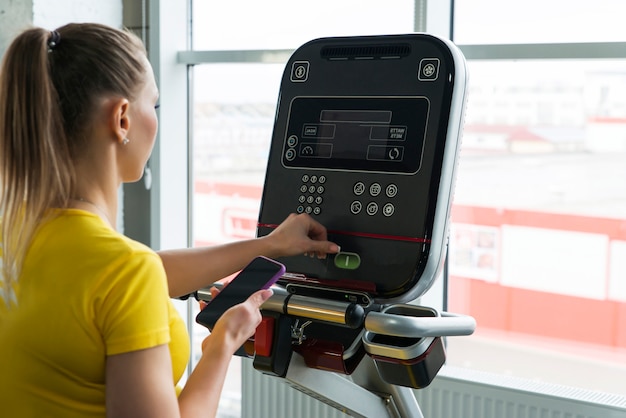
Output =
[
  {"x1": 370, "y1": 183, "x2": 381, "y2": 197},
  {"x1": 366, "y1": 202, "x2": 378, "y2": 215},
  {"x1": 295, "y1": 173, "x2": 328, "y2": 216},
  {"x1": 350, "y1": 201, "x2": 362, "y2": 214},
  {"x1": 383, "y1": 203, "x2": 395, "y2": 217},
  {"x1": 354, "y1": 182, "x2": 365, "y2": 195},
  {"x1": 386, "y1": 184, "x2": 398, "y2": 198}
]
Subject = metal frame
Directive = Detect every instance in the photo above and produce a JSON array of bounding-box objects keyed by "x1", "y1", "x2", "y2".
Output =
[{"x1": 272, "y1": 308, "x2": 475, "y2": 418}]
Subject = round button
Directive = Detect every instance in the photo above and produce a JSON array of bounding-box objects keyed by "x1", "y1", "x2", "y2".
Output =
[
  {"x1": 354, "y1": 182, "x2": 365, "y2": 196},
  {"x1": 298, "y1": 195, "x2": 306, "y2": 203},
  {"x1": 350, "y1": 201, "x2": 362, "y2": 214},
  {"x1": 315, "y1": 196, "x2": 323, "y2": 204},
  {"x1": 305, "y1": 206, "x2": 312, "y2": 214},
  {"x1": 296, "y1": 205, "x2": 304, "y2": 213},
  {"x1": 287, "y1": 135, "x2": 298, "y2": 147},
  {"x1": 301, "y1": 174, "x2": 309, "y2": 183},
  {"x1": 366, "y1": 202, "x2": 378, "y2": 215},
  {"x1": 386, "y1": 184, "x2": 398, "y2": 198},
  {"x1": 310, "y1": 175, "x2": 318, "y2": 183},
  {"x1": 383, "y1": 203, "x2": 395, "y2": 217},
  {"x1": 317, "y1": 185, "x2": 325, "y2": 194},
  {"x1": 370, "y1": 183, "x2": 381, "y2": 197},
  {"x1": 308, "y1": 185, "x2": 316, "y2": 193},
  {"x1": 285, "y1": 149, "x2": 296, "y2": 161},
  {"x1": 300, "y1": 185, "x2": 308, "y2": 193},
  {"x1": 313, "y1": 207, "x2": 321, "y2": 215},
  {"x1": 307, "y1": 196, "x2": 314, "y2": 204},
  {"x1": 318, "y1": 175, "x2": 326, "y2": 184}
]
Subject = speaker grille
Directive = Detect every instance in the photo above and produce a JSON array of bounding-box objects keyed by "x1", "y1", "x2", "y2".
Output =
[{"x1": 320, "y1": 44, "x2": 411, "y2": 60}]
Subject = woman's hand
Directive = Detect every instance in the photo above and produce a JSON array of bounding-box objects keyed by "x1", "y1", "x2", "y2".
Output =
[
  {"x1": 201, "y1": 288, "x2": 273, "y2": 355},
  {"x1": 265, "y1": 213, "x2": 340, "y2": 259}
]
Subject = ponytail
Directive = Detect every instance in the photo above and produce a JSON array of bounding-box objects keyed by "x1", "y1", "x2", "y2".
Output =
[{"x1": 0, "y1": 28, "x2": 71, "y2": 306}]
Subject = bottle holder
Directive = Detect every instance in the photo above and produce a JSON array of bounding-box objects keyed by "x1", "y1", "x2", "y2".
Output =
[{"x1": 362, "y1": 305, "x2": 446, "y2": 389}]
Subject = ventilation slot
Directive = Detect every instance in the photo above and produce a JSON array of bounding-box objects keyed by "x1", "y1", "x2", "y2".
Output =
[{"x1": 320, "y1": 44, "x2": 411, "y2": 61}]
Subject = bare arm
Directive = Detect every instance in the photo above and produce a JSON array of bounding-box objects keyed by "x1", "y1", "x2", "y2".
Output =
[
  {"x1": 160, "y1": 213, "x2": 339, "y2": 298},
  {"x1": 106, "y1": 289, "x2": 273, "y2": 418},
  {"x1": 106, "y1": 345, "x2": 180, "y2": 418}
]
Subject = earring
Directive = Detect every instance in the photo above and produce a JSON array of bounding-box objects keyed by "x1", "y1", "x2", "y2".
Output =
[{"x1": 122, "y1": 138, "x2": 130, "y2": 145}]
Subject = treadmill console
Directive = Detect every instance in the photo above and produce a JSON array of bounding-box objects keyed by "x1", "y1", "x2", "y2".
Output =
[{"x1": 257, "y1": 34, "x2": 468, "y2": 303}]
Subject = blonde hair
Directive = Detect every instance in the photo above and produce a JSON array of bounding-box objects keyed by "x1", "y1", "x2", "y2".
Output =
[{"x1": 0, "y1": 23, "x2": 147, "y2": 305}]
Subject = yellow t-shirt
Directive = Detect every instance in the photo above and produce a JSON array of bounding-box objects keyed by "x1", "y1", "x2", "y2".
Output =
[{"x1": 0, "y1": 209, "x2": 190, "y2": 417}]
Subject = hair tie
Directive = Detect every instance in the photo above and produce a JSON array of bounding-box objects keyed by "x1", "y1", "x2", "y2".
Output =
[{"x1": 47, "y1": 30, "x2": 61, "y2": 52}]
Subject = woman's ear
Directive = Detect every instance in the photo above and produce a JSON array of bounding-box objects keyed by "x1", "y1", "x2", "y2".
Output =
[{"x1": 109, "y1": 97, "x2": 131, "y2": 144}]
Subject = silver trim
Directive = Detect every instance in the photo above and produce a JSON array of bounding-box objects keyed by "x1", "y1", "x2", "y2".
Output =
[
  {"x1": 177, "y1": 49, "x2": 294, "y2": 64},
  {"x1": 459, "y1": 42, "x2": 626, "y2": 60},
  {"x1": 363, "y1": 332, "x2": 434, "y2": 360}
]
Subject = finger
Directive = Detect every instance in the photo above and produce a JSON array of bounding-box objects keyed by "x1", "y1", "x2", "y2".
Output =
[
  {"x1": 247, "y1": 288, "x2": 273, "y2": 309},
  {"x1": 305, "y1": 215, "x2": 329, "y2": 241},
  {"x1": 308, "y1": 241, "x2": 340, "y2": 257}
]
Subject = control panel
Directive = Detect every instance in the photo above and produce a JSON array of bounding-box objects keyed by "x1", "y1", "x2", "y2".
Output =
[{"x1": 257, "y1": 34, "x2": 467, "y2": 303}]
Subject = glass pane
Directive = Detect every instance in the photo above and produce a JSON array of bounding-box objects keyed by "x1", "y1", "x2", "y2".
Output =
[
  {"x1": 446, "y1": 59, "x2": 626, "y2": 395},
  {"x1": 454, "y1": 0, "x2": 626, "y2": 44},
  {"x1": 191, "y1": 63, "x2": 283, "y2": 418},
  {"x1": 192, "y1": 0, "x2": 415, "y2": 50}
]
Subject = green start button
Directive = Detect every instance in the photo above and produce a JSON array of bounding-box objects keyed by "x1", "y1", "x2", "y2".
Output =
[{"x1": 334, "y1": 252, "x2": 361, "y2": 270}]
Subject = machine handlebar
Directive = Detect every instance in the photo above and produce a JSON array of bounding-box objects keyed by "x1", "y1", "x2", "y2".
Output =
[{"x1": 365, "y1": 310, "x2": 476, "y2": 338}]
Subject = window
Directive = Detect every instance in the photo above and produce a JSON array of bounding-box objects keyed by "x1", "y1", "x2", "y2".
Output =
[
  {"x1": 192, "y1": 0, "x2": 415, "y2": 50},
  {"x1": 190, "y1": 64, "x2": 281, "y2": 416},
  {"x1": 448, "y1": 6, "x2": 626, "y2": 396},
  {"x1": 171, "y1": 1, "x2": 626, "y2": 416},
  {"x1": 454, "y1": 0, "x2": 626, "y2": 44},
  {"x1": 447, "y1": 58, "x2": 626, "y2": 393},
  {"x1": 188, "y1": 2, "x2": 418, "y2": 416}
]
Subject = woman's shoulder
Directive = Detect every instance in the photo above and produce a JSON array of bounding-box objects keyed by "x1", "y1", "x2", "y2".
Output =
[{"x1": 37, "y1": 209, "x2": 159, "y2": 260}]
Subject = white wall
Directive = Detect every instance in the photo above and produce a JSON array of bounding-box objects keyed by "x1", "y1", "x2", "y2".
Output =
[
  {"x1": 33, "y1": 0, "x2": 122, "y2": 29},
  {"x1": 0, "y1": 0, "x2": 122, "y2": 57}
]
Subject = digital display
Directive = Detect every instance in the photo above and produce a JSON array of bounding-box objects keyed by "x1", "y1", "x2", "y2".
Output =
[{"x1": 282, "y1": 97, "x2": 429, "y2": 174}]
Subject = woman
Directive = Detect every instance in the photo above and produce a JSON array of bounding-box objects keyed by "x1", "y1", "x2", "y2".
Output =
[{"x1": 0, "y1": 23, "x2": 338, "y2": 417}]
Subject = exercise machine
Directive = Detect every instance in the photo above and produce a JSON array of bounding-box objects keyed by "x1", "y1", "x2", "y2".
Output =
[{"x1": 199, "y1": 33, "x2": 475, "y2": 418}]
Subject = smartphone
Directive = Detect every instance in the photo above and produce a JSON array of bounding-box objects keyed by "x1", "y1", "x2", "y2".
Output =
[{"x1": 196, "y1": 256, "x2": 286, "y2": 330}]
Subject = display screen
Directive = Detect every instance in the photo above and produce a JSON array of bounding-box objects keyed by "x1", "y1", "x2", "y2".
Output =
[{"x1": 281, "y1": 96, "x2": 429, "y2": 174}]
